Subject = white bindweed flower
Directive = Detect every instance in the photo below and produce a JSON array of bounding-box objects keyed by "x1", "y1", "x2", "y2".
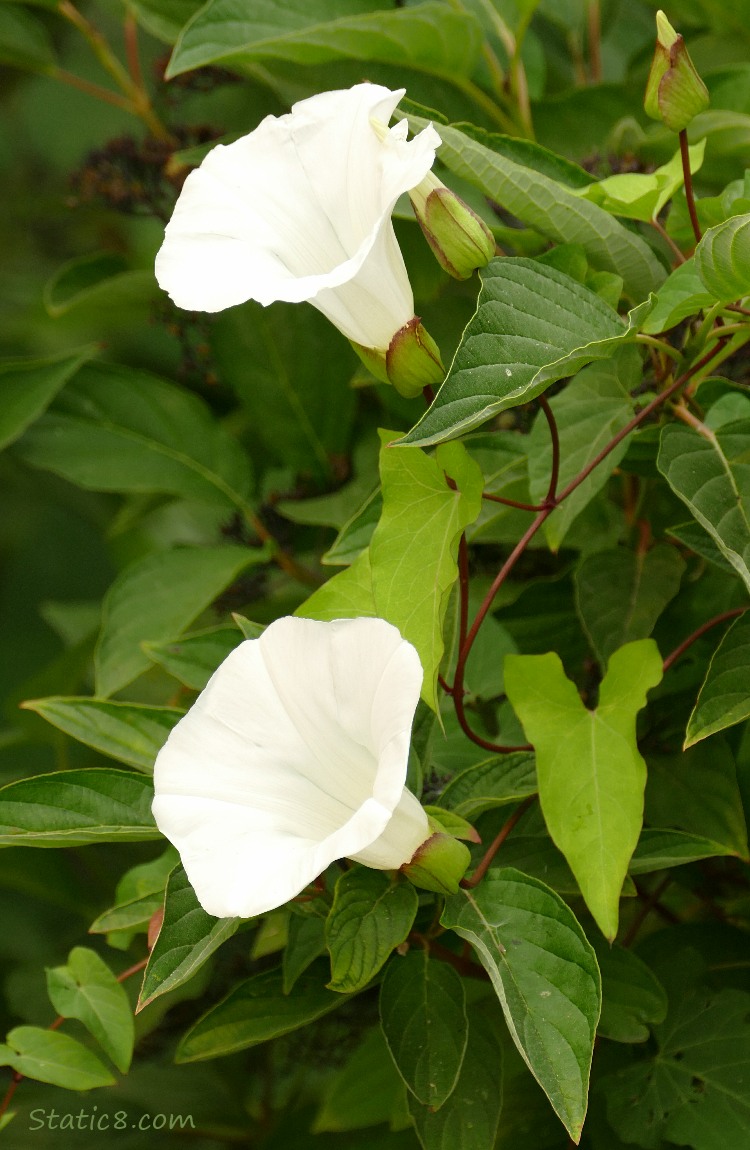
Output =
[
  {"x1": 151, "y1": 616, "x2": 430, "y2": 918},
  {"x1": 155, "y1": 84, "x2": 441, "y2": 355}
]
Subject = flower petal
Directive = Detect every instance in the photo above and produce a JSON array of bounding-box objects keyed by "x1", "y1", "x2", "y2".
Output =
[
  {"x1": 152, "y1": 616, "x2": 427, "y2": 917},
  {"x1": 155, "y1": 84, "x2": 440, "y2": 347}
]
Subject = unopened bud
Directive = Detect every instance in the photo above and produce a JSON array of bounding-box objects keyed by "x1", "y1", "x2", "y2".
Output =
[
  {"x1": 401, "y1": 817, "x2": 471, "y2": 895},
  {"x1": 410, "y1": 173, "x2": 496, "y2": 280},
  {"x1": 644, "y1": 10, "x2": 709, "y2": 133}
]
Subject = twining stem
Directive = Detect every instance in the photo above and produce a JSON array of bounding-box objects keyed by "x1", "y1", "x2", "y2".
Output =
[
  {"x1": 50, "y1": 67, "x2": 134, "y2": 111},
  {"x1": 56, "y1": 1, "x2": 175, "y2": 143},
  {"x1": 539, "y1": 395, "x2": 560, "y2": 504},
  {"x1": 621, "y1": 876, "x2": 675, "y2": 947},
  {"x1": 679, "y1": 128, "x2": 702, "y2": 245},
  {"x1": 461, "y1": 794, "x2": 537, "y2": 888},
  {"x1": 0, "y1": 957, "x2": 149, "y2": 1121},
  {"x1": 650, "y1": 216, "x2": 687, "y2": 264},
  {"x1": 482, "y1": 491, "x2": 545, "y2": 511},
  {"x1": 448, "y1": 341, "x2": 728, "y2": 753},
  {"x1": 586, "y1": 0, "x2": 602, "y2": 84},
  {"x1": 123, "y1": 9, "x2": 145, "y2": 91},
  {"x1": 662, "y1": 608, "x2": 747, "y2": 673},
  {"x1": 243, "y1": 510, "x2": 322, "y2": 588}
]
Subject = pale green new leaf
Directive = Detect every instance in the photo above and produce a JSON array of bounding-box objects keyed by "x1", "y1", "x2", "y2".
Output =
[
  {"x1": 505, "y1": 640, "x2": 663, "y2": 939},
  {"x1": 657, "y1": 419, "x2": 750, "y2": 593},
  {"x1": 46, "y1": 947, "x2": 134, "y2": 1073},
  {"x1": 95, "y1": 545, "x2": 267, "y2": 697},
  {"x1": 369, "y1": 434, "x2": 483, "y2": 709},
  {"x1": 326, "y1": 868, "x2": 418, "y2": 994},
  {"x1": 296, "y1": 547, "x2": 376, "y2": 622},
  {"x1": 641, "y1": 258, "x2": 715, "y2": 334},
  {"x1": 575, "y1": 543, "x2": 685, "y2": 667},
  {"x1": 401, "y1": 118, "x2": 666, "y2": 301},
  {"x1": 167, "y1": 0, "x2": 482, "y2": 81},
  {"x1": 176, "y1": 963, "x2": 353, "y2": 1062},
  {"x1": 380, "y1": 948, "x2": 468, "y2": 1110},
  {"x1": 441, "y1": 869, "x2": 600, "y2": 1141},
  {"x1": 21, "y1": 697, "x2": 183, "y2": 772},
  {"x1": 573, "y1": 142, "x2": 705, "y2": 222},
  {"x1": 686, "y1": 611, "x2": 750, "y2": 746},
  {"x1": 0, "y1": 769, "x2": 158, "y2": 846},
  {"x1": 0, "y1": 1028, "x2": 115, "y2": 1090},
  {"x1": 695, "y1": 212, "x2": 750, "y2": 303},
  {"x1": 137, "y1": 866, "x2": 240, "y2": 1011},
  {"x1": 401, "y1": 261, "x2": 647, "y2": 447}
]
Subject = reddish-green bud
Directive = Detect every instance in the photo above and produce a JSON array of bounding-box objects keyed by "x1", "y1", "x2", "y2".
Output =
[
  {"x1": 644, "y1": 10, "x2": 709, "y2": 133},
  {"x1": 401, "y1": 817, "x2": 471, "y2": 895},
  {"x1": 351, "y1": 315, "x2": 444, "y2": 399},
  {"x1": 410, "y1": 173, "x2": 496, "y2": 280}
]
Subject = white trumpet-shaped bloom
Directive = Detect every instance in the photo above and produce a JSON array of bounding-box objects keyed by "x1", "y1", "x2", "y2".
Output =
[
  {"x1": 155, "y1": 84, "x2": 441, "y2": 350},
  {"x1": 152, "y1": 616, "x2": 429, "y2": 918}
]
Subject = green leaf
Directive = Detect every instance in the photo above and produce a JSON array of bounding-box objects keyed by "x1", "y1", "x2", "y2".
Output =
[
  {"x1": 0, "y1": 1027, "x2": 115, "y2": 1090},
  {"x1": 143, "y1": 625, "x2": 243, "y2": 690},
  {"x1": 127, "y1": 0, "x2": 204, "y2": 43},
  {"x1": 604, "y1": 982, "x2": 750, "y2": 1149},
  {"x1": 137, "y1": 866, "x2": 240, "y2": 1011},
  {"x1": 323, "y1": 487, "x2": 382, "y2": 566},
  {"x1": 95, "y1": 545, "x2": 267, "y2": 697},
  {"x1": 441, "y1": 869, "x2": 600, "y2": 1141},
  {"x1": 505, "y1": 641, "x2": 663, "y2": 939},
  {"x1": 657, "y1": 419, "x2": 750, "y2": 593},
  {"x1": 645, "y1": 740, "x2": 748, "y2": 858},
  {"x1": 695, "y1": 212, "x2": 750, "y2": 303},
  {"x1": 401, "y1": 118, "x2": 666, "y2": 302},
  {"x1": 296, "y1": 547, "x2": 377, "y2": 622},
  {"x1": 629, "y1": 828, "x2": 738, "y2": 873},
  {"x1": 314, "y1": 1026, "x2": 405, "y2": 1134},
  {"x1": 46, "y1": 947, "x2": 134, "y2": 1073},
  {"x1": 666, "y1": 519, "x2": 737, "y2": 573},
  {"x1": 283, "y1": 914, "x2": 328, "y2": 994},
  {"x1": 408, "y1": 999, "x2": 504, "y2": 1150},
  {"x1": 0, "y1": 769, "x2": 159, "y2": 846},
  {"x1": 167, "y1": 0, "x2": 482, "y2": 81},
  {"x1": 20, "y1": 697, "x2": 183, "y2": 772},
  {"x1": 400, "y1": 261, "x2": 646, "y2": 447},
  {"x1": 0, "y1": 347, "x2": 93, "y2": 452},
  {"x1": 43, "y1": 252, "x2": 158, "y2": 317},
  {"x1": 176, "y1": 963, "x2": 353, "y2": 1062},
  {"x1": 573, "y1": 142, "x2": 705, "y2": 223},
  {"x1": 0, "y1": 4, "x2": 54, "y2": 70},
  {"x1": 591, "y1": 941, "x2": 667, "y2": 1044},
  {"x1": 685, "y1": 610, "x2": 750, "y2": 745},
  {"x1": 89, "y1": 891, "x2": 164, "y2": 936},
  {"x1": 213, "y1": 300, "x2": 356, "y2": 480},
  {"x1": 438, "y1": 752, "x2": 538, "y2": 818},
  {"x1": 640, "y1": 258, "x2": 715, "y2": 334},
  {"x1": 527, "y1": 350, "x2": 640, "y2": 550},
  {"x1": 575, "y1": 543, "x2": 685, "y2": 667},
  {"x1": 380, "y1": 948, "x2": 468, "y2": 1110},
  {"x1": 15, "y1": 361, "x2": 253, "y2": 509},
  {"x1": 369, "y1": 435, "x2": 483, "y2": 709},
  {"x1": 326, "y1": 868, "x2": 418, "y2": 994}
]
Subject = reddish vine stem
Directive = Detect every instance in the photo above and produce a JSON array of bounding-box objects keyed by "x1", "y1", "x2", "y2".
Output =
[
  {"x1": 482, "y1": 491, "x2": 545, "y2": 512},
  {"x1": 0, "y1": 956, "x2": 149, "y2": 1121},
  {"x1": 662, "y1": 607, "x2": 747, "y2": 673},
  {"x1": 458, "y1": 534, "x2": 470, "y2": 654},
  {"x1": 461, "y1": 795, "x2": 538, "y2": 888},
  {"x1": 123, "y1": 9, "x2": 145, "y2": 91},
  {"x1": 621, "y1": 876, "x2": 675, "y2": 947},
  {"x1": 449, "y1": 342, "x2": 727, "y2": 753},
  {"x1": 679, "y1": 128, "x2": 702, "y2": 245},
  {"x1": 539, "y1": 394, "x2": 561, "y2": 504}
]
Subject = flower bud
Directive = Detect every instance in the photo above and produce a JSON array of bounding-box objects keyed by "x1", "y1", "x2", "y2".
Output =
[
  {"x1": 401, "y1": 817, "x2": 471, "y2": 895},
  {"x1": 644, "y1": 10, "x2": 709, "y2": 133},
  {"x1": 351, "y1": 315, "x2": 444, "y2": 398},
  {"x1": 410, "y1": 172, "x2": 496, "y2": 279}
]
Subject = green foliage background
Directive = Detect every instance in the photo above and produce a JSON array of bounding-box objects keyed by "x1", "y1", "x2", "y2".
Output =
[{"x1": 2, "y1": 0, "x2": 750, "y2": 1147}]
